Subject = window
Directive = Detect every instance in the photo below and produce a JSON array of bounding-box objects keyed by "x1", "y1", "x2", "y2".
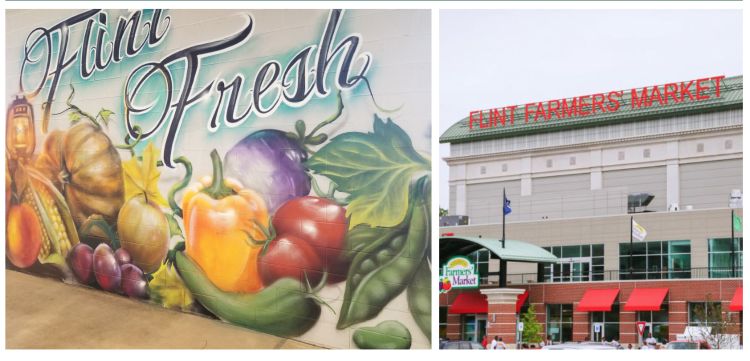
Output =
[
  {"x1": 439, "y1": 307, "x2": 448, "y2": 339},
  {"x1": 542, "y1": 244, "x2": 605, "y2": 282},
  {"x1": 643, "y1": 148, "x2": 651, "y2": 158},
  {"x1": 480, "y1": 166, "x2": 486, "y2": 175},
  {"x1": 619, "y1": 240, "x2": 691, "y2": 280},
  {"x1": 637, "y1": 302, "x2": 669, "y2": 344},
  {"x1": 547, "y1": 304, "x2": 574, "y2": 343},
  {"x1": 467, "y1": 249, "x2": 490, "y2": 285},
  {"x1": 618, "y1": 151, "x2": 625, "y2": 161},
  {"x1": 569, "y1": 157, "x2": 576, "y2": 166},
  {"x1": 708, "y1": 238, "x2": 743, "y2": 278},
  {"x1": 461, "y1": 314, "x2": 476, "y2": 342},
  {"x1": 501, "y1": 164, "x2": 508, "y2": 172},
  {"x1": 725, "y1": 139, "x2": 733, "y2": 149},
  {"x1": 591, "y1": 303, "x2": 620, "y2": 342},
  {"x1": 689, "y1": 301, "x2": 723, "y2": 328},
  {"x1": 697, "y1": 143, "x2": 704, "y2": 153},
  {"x1": 546, "y1": 159, "x2": 553, "y2": 168}
]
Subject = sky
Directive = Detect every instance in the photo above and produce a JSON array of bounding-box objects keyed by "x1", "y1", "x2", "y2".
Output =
[{"x1": 439, "y1": 9, "x2": 743, "y2": 211}]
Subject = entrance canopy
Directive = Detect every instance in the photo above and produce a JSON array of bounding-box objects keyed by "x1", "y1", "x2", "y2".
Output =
[
  {"x1": 448, "y1": 290, "x2": 529, "y2": 314},
  {"x1": 623, "y1": 288, "x2": 669, "y2": 311},
  {"x1": 577, "y1": 289, "x2": 620, "y2": 312},
  {"x1": 440, "y1": 236, "x2": 558, "y2": 264},
  {"x1": 729, "y1": 287, "x2": 743, "y2": 311}
]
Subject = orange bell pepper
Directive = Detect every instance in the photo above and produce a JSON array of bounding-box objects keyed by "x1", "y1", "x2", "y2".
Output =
[{"x1": 182, "y1": 149, "x2": 269, "y2": 293}]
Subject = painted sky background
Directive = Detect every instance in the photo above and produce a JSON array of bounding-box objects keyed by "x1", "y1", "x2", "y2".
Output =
[{"x1": 439, "y1": 9, "x2": 742, "y2": 211}]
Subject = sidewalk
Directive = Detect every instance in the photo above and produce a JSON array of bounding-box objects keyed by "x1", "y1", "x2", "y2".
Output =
[{"x1": 5, "y1": 270, "x2": 322, "y2": 349}]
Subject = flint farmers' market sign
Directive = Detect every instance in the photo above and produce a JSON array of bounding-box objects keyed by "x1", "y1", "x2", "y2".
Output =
[
  {"x1": 468, "y1": 75, "x2": 726, "y2": 130},
  {"x1": 441, "y1": 256, "x2": 479, "y2": 290}
]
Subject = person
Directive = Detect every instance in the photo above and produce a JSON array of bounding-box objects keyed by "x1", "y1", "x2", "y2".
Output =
[
  {"x1": 644, "y1": 333, "x2": 657, "y2": 350},
  {"x1": 490, "y1": 336, "x2": 498, "y2": 350},
  {"x1": 627, "y1": 343, "x2": 633, "y2": 350},
  {"x1": 611, "y1": 338, "x2": 620, "y2": 348},
  {"x1": 481, "y1": 335, "x2": 488, "y2": 350},
  {"x1": 497, "y1": 337, "x2": 507, "y2": 350},
  {"x1": 546, "y1": 336, "x2": 553, "y2": 346}
]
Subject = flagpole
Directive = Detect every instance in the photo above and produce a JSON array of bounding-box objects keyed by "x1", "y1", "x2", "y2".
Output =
[
  {"x1": 502, "y1": 187, "x2": 506, "y2": 249},
  {"x1": 731, "y1": 209, "x2": 735, "y2": 278},
  {"x1": 629, "y1": 216, "x2": 633, "y2": 279}
]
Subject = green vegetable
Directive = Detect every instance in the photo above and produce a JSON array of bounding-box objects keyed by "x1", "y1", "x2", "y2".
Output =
[
  {"x1": 408, "y1": 258, "x2": 431, "y2": 339},
  {"x1": 173, "y1": 251, "x2": 322, "y2": 337},
  {"x1": 307, "y1": 115, "x2": 430, "y2": 230},
  {"x1": 337, "y1": 176, "x2": 430, "y2": 329},
  {"x1": 353, "y1": 320, "x2": 412, "y2": 349}
]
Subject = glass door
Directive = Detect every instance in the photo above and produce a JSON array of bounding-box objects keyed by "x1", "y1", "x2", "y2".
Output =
[
  {"x1": 552, "y1": 257, "x2": 592, "y2": 282},
  {"x1": 477, "y1": 315, "x2": 487, "y2": 344}
]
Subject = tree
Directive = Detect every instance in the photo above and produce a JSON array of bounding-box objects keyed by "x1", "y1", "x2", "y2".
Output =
[
  {"x1": 439, "y1": 207, "x2": 448, "y2": 217},
  {"x1": 520, "y1": 304, "x2": 543, "y2": 344},
  {"x1": 687, "y1": 295, "x2": 742, "y2": 349}
]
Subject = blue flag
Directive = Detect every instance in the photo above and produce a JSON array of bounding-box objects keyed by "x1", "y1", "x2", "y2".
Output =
[{"x1": 503, "y1": 195, "x2": 512, "y2": 215}]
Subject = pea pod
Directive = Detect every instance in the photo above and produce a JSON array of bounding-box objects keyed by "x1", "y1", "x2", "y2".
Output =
[
  {"x1": 408, "y1": 258, "x2": 431, "y2": 339},
  {"x1": 174, "y1": 251, "x2": 321, "y2": 337},
  {"x1": 337, "y1": 176, "x2": 430, "y2": 329},
  {"x1": 353, "y1": 320, "x2": 412, "y2": 349}
]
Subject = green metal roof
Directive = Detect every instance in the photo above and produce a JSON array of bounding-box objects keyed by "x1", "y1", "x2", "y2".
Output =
[
  {"x1": 440, "y1": 75, "x2": 743, "y2": 144},
  {"x1": 440, "y1": 236, "x2": 558, "y2": 264}
]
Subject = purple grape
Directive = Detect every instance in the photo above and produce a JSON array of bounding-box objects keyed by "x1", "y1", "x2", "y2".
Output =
[
  {"x1": 224, "y1": 130, "x2": 310, "y2": 212},
  {"x1": 121, "y1": 264, "x2": 148, "y2": 299},
  {"x1": 68, "y1": 243, "x2": 94, "y2": 284},
  {"x1": 114, "y1": 248, "x2": 131, "y2": 265},
  {"x1": 93, "y1": 243, "x2": 121, "y2": 292}
]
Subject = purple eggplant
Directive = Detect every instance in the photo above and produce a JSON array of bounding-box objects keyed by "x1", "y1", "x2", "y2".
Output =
[{"x1": 224, "y1": 129, "x2": 311, "y2": 212}]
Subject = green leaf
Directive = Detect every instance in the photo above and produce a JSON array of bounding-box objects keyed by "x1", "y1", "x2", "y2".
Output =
[
  {"x1": 99, "y1": 109, "x2": 114, "y2": 126},
  {"x1": 68, "y1": 111, "x2": 81, "y2": 123},
  {"x1": 166, "y1": 212, "x2": 184, "y2": 239},
  {"x1": 306, "y1": 115, "x2": 429, "y2": 229}
]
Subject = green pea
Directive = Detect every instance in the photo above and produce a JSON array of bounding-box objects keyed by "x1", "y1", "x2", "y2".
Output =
[
  {"x1": 408, "y1": 258, "x2": 431, "y2": 339},
  {"x1": 353, "y1": 320, "x2": 412, "y2": 349}
]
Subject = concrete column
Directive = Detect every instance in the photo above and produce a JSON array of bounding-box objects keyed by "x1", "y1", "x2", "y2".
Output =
[
  {"x1": 455, "y1": 182, "x2": 467, "y2": 215},
  {"x1": 666, "y1": 160, "x2": 680, "y2": 210},
  {"x1": 590, "y1": 149, "x2": 603, "y2": 190},
  {"x1": 521, "y1": 157, "x2": 532, "y2": 196},
  {"x1": 482, "y1": 288, "x2": 525, "y2": 348}
]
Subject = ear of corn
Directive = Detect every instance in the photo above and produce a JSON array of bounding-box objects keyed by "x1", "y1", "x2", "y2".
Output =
[{"x1": 20, "y1": 166, "x2": 79, "y2": 261}]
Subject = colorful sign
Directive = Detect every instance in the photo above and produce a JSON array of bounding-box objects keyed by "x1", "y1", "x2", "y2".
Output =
[
  {"x1": 440, "y1": 256, "x2": 479, "y2": 292},
  {"x1": 5, "y1": 9, "x2": 431, "y2": 349},
  {"x1": 468, "y1": 75, "x2": 726, "y2": 130},
  {"x1": 637, "y1": 321, "x2": 647, "y2": 336}
]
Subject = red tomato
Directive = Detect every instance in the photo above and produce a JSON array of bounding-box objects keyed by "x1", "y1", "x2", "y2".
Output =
[
  {"x1": 259, "y1": 234, "x2": 324, "y2": 285},
  {"x1": 271, "y1": 196, "x2": 349, "y2": 283}
]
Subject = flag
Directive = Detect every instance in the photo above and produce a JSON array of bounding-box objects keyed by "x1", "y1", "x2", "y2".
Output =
[
  {"x1": 632, "y1": 219, "x2": 647, "y2": 241},
  {"x1": 733, "y1": 214, "x2": 742, "y2": 232},
  {"x1": 503, "y1": 195, "x2": 512, "y2": 216}
]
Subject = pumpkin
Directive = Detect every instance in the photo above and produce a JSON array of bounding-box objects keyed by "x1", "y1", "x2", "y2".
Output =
[{"x1": 35, "y1": 123, "x2": 124, "y2": 227}]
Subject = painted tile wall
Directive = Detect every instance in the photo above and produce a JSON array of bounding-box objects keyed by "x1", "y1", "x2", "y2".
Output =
[{"x1": 5, "y1": 9, "x2": 431, "y2": 349}]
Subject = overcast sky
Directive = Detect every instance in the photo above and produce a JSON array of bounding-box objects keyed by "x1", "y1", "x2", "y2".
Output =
[{"x1": 439, "y1": 9, "x2": 742, "y2": 210}]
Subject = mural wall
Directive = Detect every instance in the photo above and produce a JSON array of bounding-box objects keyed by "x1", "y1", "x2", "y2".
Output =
[{"x1": 5, "y1": 9, "x2": 431, "y2": 349}]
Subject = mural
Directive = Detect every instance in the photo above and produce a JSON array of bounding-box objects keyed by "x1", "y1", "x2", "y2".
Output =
[{"x1": 5, "y1": 9, "x2": 431, "y2": 349}]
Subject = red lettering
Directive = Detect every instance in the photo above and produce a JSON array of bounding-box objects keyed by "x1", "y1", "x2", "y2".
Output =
[
  {"x1": 679, "y1": 80, "x2": 695, "y2": 102},
  {"x1": 469, "y1": 110, "x2": 482, "y2": 130},
  {"x1": 649, "y1": 86, "x2": 665, "y2": 106},
  {"x1": 489, "y1": 108, "x2": 501, "y2": 128},
  {"x1": 711, "y1": 75, "x2": 725, "y2": 97},
  {"x1": 561, "y1": 98, "x2": 576, "y2": 118},
  {"x1": 547, "y1": 99, "x2": 560, "y2": 120},
  {"x1": 534, "y1": 102, "x2": 547, "y2": 121},
  {"x1": 578, "y1": 95, "x2": 590, "y2": 116},
  {"x1": 524, "y1": 103, "x2": 534, "y2": 123},
  {"x1": 664, "y1": 83, "x2": 679, "y2": 104},
  {"x1": 607, "y1": 91, "x2": 622, "y2": 112},
  {"x1": 507, "y1": 105, "x2": 517, "y2": 125},
  {"x1": 695, "y1": 77, "x2": 710, "y2": 101},
  {"x1": 592, "y1": 93, "x2": 606, "y2": 114},
  {"x1": 631, "y1": 88, "x2": 650, "y2": 108}
]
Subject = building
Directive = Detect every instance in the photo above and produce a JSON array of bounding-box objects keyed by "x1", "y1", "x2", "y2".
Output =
[{"x1": 439, "y1": 75, "x2": 743, "y2": 348}]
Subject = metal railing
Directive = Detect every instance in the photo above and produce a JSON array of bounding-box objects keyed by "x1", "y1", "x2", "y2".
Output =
[{"x1": 483, "y1": 267, "x2": 743, "y2": 286}]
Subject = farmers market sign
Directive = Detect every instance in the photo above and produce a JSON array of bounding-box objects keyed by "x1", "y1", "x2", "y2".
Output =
[
  {"x1": 18, "y1": 9, "x2": 372, "y2": 168},
  {"x1": 440, "y1": 256, "x2": 479, "y2": 292},
  {"x1": 468, "y1": 75, "x2": 726, "y2": 131}
]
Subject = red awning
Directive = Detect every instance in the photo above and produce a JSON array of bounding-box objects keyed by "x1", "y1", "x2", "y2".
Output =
[
  {"x1": 576, "y1": 289, "x2": 620, "y2": 312},
  {"x1": 623, "y1": 288, "x2": 669, "y2": 311},
  {"x1": 729, "y1": 288, "x2": 743, "y2": 311},
  {"x1": 449, "y1": 292, "x2": 487, "y2": 314},
  {"x1": 516, "y1": 290, "x2": 529, "y2": 313}
]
